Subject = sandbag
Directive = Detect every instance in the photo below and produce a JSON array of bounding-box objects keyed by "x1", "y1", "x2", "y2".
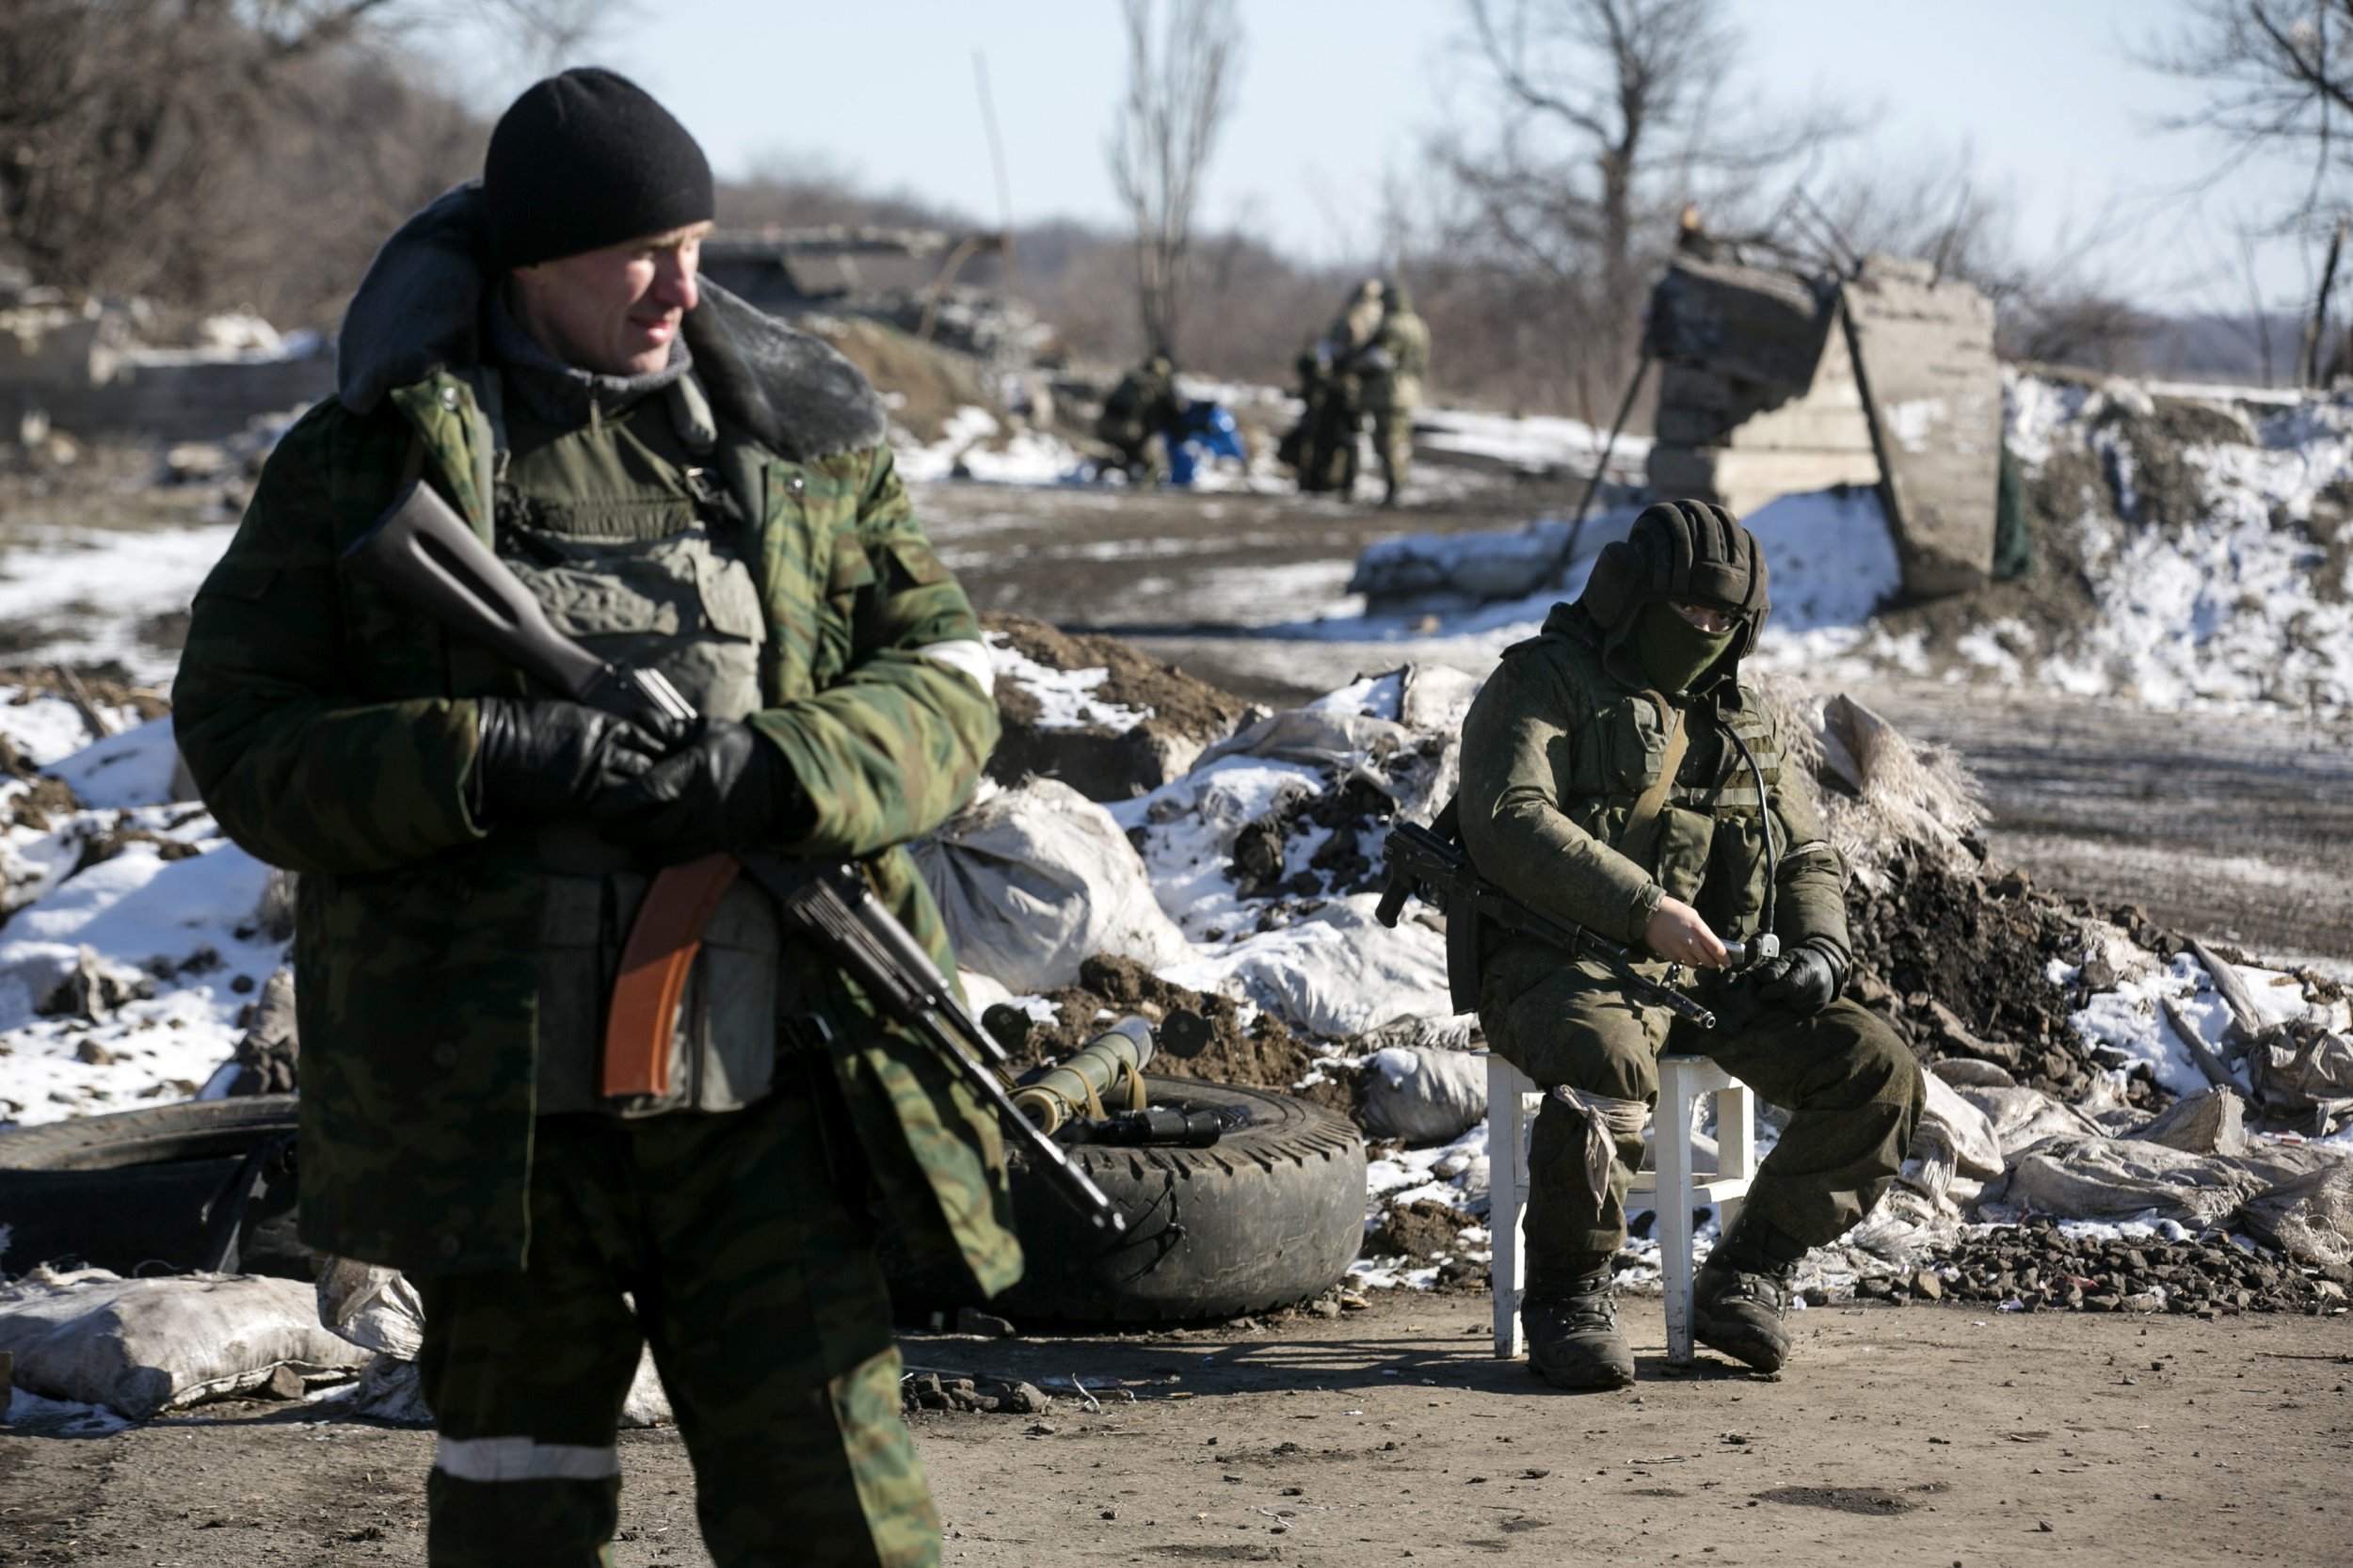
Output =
[
  {"x1": 313, "y1": 1258, "x2": 675, "y2": 1428},
  {"x1": 0, "y1": 1267, "x2": 370, "y2": 1419},
  {"x1": 1912, "y1": 1071, "x2": 2004, "y2": 1182},
  {"x1": 1363, "y1": 1046, "x2": 1488, "y2": 1145},
  {"x1": 1990, "y1": 1135, "x2": 2254, "y2": 1227},
  {"x1": 1162, "y1": 897, "x2": 1452, "y2": 1037},
  {"x1": 316, "y1": 1256, "x2": 424, "y2": 1359},
  {"x1": 1954, "y1": 1083, "x2": 2101, "y2": 1159},
  {"x1": 2237, "y1": 1161, "x2": 2353, "y2": 1268},
  {"x1": 913, "y1": 778, "x2": 1191, "y2": 994}
]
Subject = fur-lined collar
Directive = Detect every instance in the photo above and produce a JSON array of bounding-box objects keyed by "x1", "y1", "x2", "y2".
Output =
[{"x1": 335, "y1": 183, "x2": 888, "y2": 461}]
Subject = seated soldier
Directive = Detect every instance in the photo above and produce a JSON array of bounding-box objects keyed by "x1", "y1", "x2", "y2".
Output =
[
  {"x1": 1456, "y1": 500, "x2": 1925, "y2": 1389},
  {"x1": 1096, "y1": 350, "x2": 1182, "y2": 481}
]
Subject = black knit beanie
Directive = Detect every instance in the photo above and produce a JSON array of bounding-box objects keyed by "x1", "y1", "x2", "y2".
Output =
[{"x1": 483, "y1": 68, "x2": 714, "y2": 270}]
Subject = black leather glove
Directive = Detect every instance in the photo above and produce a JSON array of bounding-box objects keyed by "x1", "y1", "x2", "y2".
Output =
[
  {"x1": 1751, "y1": 936, "x2": 1847, "y2": 1016},
  {"x1": 599, "y1": 719, "x2": 808, "y2": 863},
  {"x1": 472, "y1": 697, "x2": 674, "y2": 821}
]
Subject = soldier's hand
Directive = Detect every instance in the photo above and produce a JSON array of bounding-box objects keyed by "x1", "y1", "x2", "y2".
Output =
[
  {"x1": 1644, "y1": 898, "x2": 1729, "y2": 969},
  {"x1": 472, "y1": 697, "x2": 675, "y2": 822},
  {"x1": 598, "y1": 719, "x2": 808, "y2": 863},
  {"x1": 1752, "y1": 937, "x2": 1846, "y2": 1016}
]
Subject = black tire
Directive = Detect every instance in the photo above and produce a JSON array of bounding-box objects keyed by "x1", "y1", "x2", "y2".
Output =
[
  {"x1": 889, "y1": 1076, "x2": 1366, "y2": 1324},
  {"x1": 0, "y1": 1096, "x2": 308, "y2": 1279}
]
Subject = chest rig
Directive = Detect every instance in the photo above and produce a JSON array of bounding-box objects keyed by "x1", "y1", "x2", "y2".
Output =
[{"x1": 474, "y1": 367, "x2": 792, "y2": 1118}]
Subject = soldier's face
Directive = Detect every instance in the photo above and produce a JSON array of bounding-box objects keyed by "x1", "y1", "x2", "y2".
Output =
[
  {"x1": 1668, "y1": 600, "x2": 1736, "y2": 634},
  {"x1": 511, "y1": 222, "x2": 712, "y2": 377}
]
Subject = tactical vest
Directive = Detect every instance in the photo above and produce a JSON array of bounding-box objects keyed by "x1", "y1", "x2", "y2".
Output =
[
  {"x1": 483, "y1": 369, "x2": 792, "y2": 1118},
  {"x1": 1506, "y1": 630, "x2": 1788, "y2": 946}
]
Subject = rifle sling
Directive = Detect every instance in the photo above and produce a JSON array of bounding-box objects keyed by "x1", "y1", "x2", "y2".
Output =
[{"x1": 1618, "y1": 692, "x2": 1689, "y2": 863}]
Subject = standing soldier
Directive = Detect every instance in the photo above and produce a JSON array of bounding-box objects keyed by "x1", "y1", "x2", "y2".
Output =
[
  {"x1": 173, "y1": 69, "x2": 1015, "y2": 1564},
  {"x1": 1358, "y1": 278, "x2": 1429, "y2": 508},
  {"x1": 1296, "y1": 278, "x2": 1385, "y2": 497},
  {"x1": 1455, "y1": 501, "x2": 1924, "y2": 1389}
]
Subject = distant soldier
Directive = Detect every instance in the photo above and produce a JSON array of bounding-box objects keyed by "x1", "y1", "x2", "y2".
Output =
[
  {"x1": 1096, "y1": 349, "x2": 1184, "y2": 482},
  {"x1": 1358, "y1": 278, "x2": 1429, "y2": 508},
  {"x1": 1295, "y1": 279, "x2": 1386, "y2": 496}
]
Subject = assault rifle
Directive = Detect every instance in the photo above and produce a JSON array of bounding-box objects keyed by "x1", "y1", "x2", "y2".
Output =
[
  {"x1": 1374, "y1": 818, "x2": 1720, "y2": 1031},
  {"x1": 343, "y1": 479, "x2": 1125, "y2": 1232}
]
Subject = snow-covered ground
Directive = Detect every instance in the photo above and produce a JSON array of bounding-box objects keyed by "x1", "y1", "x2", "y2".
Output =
[{"x1": 1324, "y1": 372, "x2": 2353, "y2": 716}]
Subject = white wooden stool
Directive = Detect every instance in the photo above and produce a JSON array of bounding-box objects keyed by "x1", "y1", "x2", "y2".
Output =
[{"x1": 1486, "y1": 1052, "x2": 1758, "y2": 1365}]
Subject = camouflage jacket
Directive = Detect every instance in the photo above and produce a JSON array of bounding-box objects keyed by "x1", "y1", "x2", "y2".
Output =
[
  {"x1": 1360, "y1": 308, "x2": 1429, "y2": 413},
  {"x1": 1456, "y1": 600, "x2": 1848, "y2": 1004},
  {"x1": 172, "y1": 186, "x2": 1017, "y2": 1288}
]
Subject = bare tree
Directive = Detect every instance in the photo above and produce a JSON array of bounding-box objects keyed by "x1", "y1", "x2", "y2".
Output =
[
  {"x1": 0, "y1": 0, "x2": 625, "y2": 320},
  {"x1": 2144, "y1": 2, "x2": 2353, "y2": 223},
  {"x1": 1105, "y1": 0, "x2": 1241, "y2": 358},
  {"x1": 1424, "y1": 0, "x2": 1849, "y2": 414}
]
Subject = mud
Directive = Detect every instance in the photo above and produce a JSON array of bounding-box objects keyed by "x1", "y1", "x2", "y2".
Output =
[
  {"x1": 1842, "y1": 847, "x2": 2138, "y2": 1104},
  {"x1": 1009, "y1": 953, "x2": 1346, "y2": 1112},
  {"x1": 982, "y1": 611, "x2": 1250, "y2": 798},
  {"x1": 1364, "y1": 1197, "x2": 1479, "y2": 1263}
]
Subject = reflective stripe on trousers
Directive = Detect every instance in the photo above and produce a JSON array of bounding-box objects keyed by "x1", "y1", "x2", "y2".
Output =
[{"x1": 433, "y1": 1435, "x2": 622, "y2": 1483}]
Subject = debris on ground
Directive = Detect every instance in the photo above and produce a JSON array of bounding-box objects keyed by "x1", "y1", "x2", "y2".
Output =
[{"x1": 982, "y1": 612, "x2": 1254, "y2": 801}]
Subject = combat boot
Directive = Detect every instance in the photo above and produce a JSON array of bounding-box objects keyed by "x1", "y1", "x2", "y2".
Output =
[
  {"x1": 1522, "y1": 1261, "x2": 1635, "y2": 1391},
  {"x1": 1691, "y1": 1249, "x2": 1796, "y2": 1372}
]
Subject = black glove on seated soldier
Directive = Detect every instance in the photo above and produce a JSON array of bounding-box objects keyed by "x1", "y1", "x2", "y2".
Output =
[
  {"x1": 1750, "y1": 936, "x2": 1846, "y2": 1016},
  {"x1": 600, "y1": 719, "x2": 811, "y2": 863},
  {"x1": 472, "y1": 696, "x2": 675, "y2": 821}
]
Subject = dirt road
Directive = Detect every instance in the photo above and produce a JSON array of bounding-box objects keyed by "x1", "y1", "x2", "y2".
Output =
[{"x1": 6, "y1": 1288, "x2": 2346, "y2": 1566}]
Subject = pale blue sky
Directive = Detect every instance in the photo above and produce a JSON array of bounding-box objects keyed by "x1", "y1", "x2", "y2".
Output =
[{"x1": 439, "y1": 0, "x2": 2317, "y2": 314}]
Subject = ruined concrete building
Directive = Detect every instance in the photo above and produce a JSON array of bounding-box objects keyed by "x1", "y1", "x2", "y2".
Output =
[{"x1": 1643, "y1": 250, "x2": 2002, "y2": 598}]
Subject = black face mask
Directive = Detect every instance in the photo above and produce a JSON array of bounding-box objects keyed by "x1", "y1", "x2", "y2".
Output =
[{"x1": 1632, "y1": 602, "x2": 1737, "y2": 695}]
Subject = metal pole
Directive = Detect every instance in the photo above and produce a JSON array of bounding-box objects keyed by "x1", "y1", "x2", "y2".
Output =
[{"x1": 1554, "y1": 352, "x2": 1653, "y2": 584}]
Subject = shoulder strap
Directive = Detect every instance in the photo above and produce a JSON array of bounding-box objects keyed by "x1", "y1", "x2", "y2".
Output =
[{"x1": 1618, "y1": 692, "x2": 1689, "y2": 858}]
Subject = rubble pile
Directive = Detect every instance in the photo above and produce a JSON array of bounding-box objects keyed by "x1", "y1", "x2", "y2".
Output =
[{"x1": 1924, "y1": 1218, "x2": 2353, "y2": 1316}]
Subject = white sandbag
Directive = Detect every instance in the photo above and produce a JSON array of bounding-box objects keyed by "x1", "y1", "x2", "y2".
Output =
[
  {"x1": 1363, "y1": 1046, "x2": 1489, "y2": 1144},
  {"x1": 0, "y1": 1267, "x2": 371, "y2": 1419},
  {"x1": 341, "y1": 1345, "x2": 675, "y2": 1429},
  {"x1": 1953, "y1": 1083, "x2": 2102, "y2": 1159},
  {"x1": 1191, "y1": 709, "x2": 1411, "y2": 774},
  {"x1": 913, "y1": 779, "x2": 1191, "y2": 994},
  {"x1": 1911, "y1": 1071, "x2": 2005, "y2": 1182},
  {"x1": 316, "y1": 1256, "x2": 424, "y2": 1359},
  {"x1": 1161, "y1": 896, "x2": 1453, "y2": 1038}
]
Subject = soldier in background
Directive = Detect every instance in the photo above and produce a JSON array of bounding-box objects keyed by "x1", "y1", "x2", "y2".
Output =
[
  {"x1": 1096, "y1": 348, "x2": 1184, "y2": 481},
  {"x1": 1292, "y1": 278, "x2": 1385, "y2": 496},
  {"x1": 1358, "y1": 278, "x2": 1429, "y2": 508}
]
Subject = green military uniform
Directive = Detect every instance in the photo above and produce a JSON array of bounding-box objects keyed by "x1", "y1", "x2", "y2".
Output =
[
  {"x1": 174, "y1": 184, "x2": 1014, "y2": 1565},
  {"x1": 1359, "y1": 280, "x2": 1429, "y2": 507},
  {"x1": 1096, "y1": 353, "x2": 1179, "y2": 481},
  {"x1": 1455, "y1": 502, "x2": 1922, "y2": 1373}
]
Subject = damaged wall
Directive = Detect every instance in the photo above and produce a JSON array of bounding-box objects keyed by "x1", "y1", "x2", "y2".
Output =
[{"x1": 1643, "y1": 250, "x2": 2002, "y2": 599}]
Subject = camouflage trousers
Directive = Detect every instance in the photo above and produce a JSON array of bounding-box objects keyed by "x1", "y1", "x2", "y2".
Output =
[
  {"x1": 1369, "y1": 407, "x2": 1413, "y2": 495},
  {"x1": 1481, "y1": 961, "x2": 1924, "y2": 1292},
  {"x1": 413, "y1": 1069, "x2": 936, "y2": 1568}
]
